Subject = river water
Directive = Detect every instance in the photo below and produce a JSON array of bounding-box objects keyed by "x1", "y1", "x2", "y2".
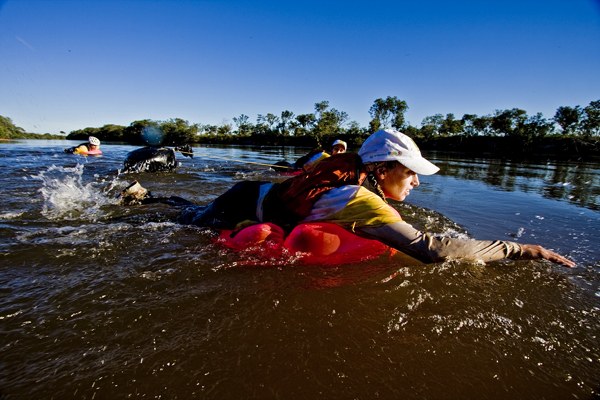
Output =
[{"x1": 1, "y1": 139, "x2": 599, "y2": 399}]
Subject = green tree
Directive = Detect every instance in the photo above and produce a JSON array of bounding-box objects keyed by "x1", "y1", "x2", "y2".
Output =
[
  {"x1": 368, "y1": 118, "x2": 382, "y2": 133},
  {"x1": 403, "y1": 125, "x2": 421, "y2": 139},
  {"x1": 0, "y1": 115, "x2": 26, "y2": 138},
  {"x1": 439, "y1": 113, "x2": 464, "y2": 136},
  {"x1": 313, "y1": 105, "x2": 349, "y2": 147},
  {"x1": 255, "y1": 113, "x2": 280, "y2": 142},
  {"x1": 346, "y1": 121, "x2": 364, "y2": 136},
  {"x1": 98, "y1": 124, "x2": 126, "y2": 141},
  {"x1": 295, "y1": 114, "x2": 316, "y2": 136},
  {"x1": 461, "y1": 114, "x2": 478, "y2": 136},
  {"x1": 233, "y1": 114, "x2": 253, "y2": 136},
  {"x1": 491, "y1": 108, "x2": 527, "y2": 137},
  {"x1": 553, "y1": 105, "x2": 583, "y2": 136},
  {"x1": 581, "y1": 100, "x2": 600, "y2": 137},
  {"x1": 516, "y1": 112, "x2": 554, "y2": 141},
  {"x1": 217, "y1": 124, "x2": 232, "y2": 135},
  {"x1": 306, "y1": 101, "x2": 333, "y2": 146},
  {"x1": 123, "y1": 119, "x2": 160, "y2": 144},
  {"x1": 420, "y1": 114, "x2": 444, "y2": 139},
  {"x1": 472, "y1": 115, "x2": 493, "y2": 136},
  {"x1": 161, "y1": 118, "x2": 198, "y2": 145},
  {"x1": 66, "y1": 126, "x2": 101, "y2": 141},
  {"x1": 314, "y1": 101, "x2": 329, "y2": 120},
  {"x1": 288, "y1": 120, "x2": 300, "y2": 136},
  {"x1": 368, "y1": 96, "x2": 409, "y2": 132},
  {"x1": 257, "y1": 114, "x2": 280, "y2": 130},
  {"x1": 278, "y1": 110, "x2": 295, "y2": 137},
  {"x1": 203, "y1": 125, "x2": 218, "y2": 136}
]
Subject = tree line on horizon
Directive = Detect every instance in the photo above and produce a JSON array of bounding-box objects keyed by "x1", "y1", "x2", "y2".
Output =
[
  {"x1": 2, "y1": 97, "x2": 599, "y2": 151},
  {"x1": 0, "y1": 116, "x2": 62, "y2": 140}
]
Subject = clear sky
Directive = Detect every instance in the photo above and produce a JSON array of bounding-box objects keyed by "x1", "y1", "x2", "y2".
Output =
[{"x1": 1, "y1": 0, "x2": 599, "y2": 135}]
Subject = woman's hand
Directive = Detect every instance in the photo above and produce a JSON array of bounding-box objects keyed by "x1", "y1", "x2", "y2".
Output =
[{"x1": 519, "y1": 244, "x2": 576, "y2": 267}]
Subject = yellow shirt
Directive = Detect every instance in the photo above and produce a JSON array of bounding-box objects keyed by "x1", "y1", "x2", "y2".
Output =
[{"x1": 302, "y1": 186, "x2": 402, "y2": 230}]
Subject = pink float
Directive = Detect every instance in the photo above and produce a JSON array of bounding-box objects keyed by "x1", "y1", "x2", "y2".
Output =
[
  {"x1": 218, "y1": 222, "x2": 397, "y2": 265},
  {"x1": 72, "y1": 148, "x2": 102, "y2": 155},
  {"x1": 79, "y1": 149, "x2": 102, "y2": 155}
]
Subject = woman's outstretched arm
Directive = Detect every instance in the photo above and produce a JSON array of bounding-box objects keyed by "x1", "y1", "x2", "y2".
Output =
[{"x1": 357, "y1": 222, "x2": 576, "y2": 267}]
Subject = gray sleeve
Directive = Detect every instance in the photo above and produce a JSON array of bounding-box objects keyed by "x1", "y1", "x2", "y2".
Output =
[{"x1": 356, "y1": 222, "x2": 524, "y2": 264}]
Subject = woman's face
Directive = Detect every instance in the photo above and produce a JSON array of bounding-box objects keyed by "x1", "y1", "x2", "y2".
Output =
[
  {"x1": 376, "y1": 163, "x2": 420, "y2": 201},
  {"x1": 332, "y1": 144, "x2": 346, "y2": 155}
]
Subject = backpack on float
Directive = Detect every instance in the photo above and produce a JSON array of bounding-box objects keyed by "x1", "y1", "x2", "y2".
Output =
[{"x1": 263, "y1": 152, "x2": 367, "y2": 229}]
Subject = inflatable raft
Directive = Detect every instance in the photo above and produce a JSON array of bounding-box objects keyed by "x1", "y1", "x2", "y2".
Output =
[
  {"x1": 218, "y1": 222, "x2": 400, "y2": 266},
  {"x1": 75, "y1": 148, "x2": 102, "y2": 155},
  {"x1": 64, "y1": 145, "x2": 102, "y2": 155}
]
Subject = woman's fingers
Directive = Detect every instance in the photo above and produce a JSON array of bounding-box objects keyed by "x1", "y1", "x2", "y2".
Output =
[{"x1": 520, "y1": 244, "x2": 576, "y2": 268}]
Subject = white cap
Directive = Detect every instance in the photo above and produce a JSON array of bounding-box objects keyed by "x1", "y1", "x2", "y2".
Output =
[
  {"x1": 358, "y1": 129, "x2": 439, "y2": 175},
  {"x1": 89, "y1": 136, "x2": 100, "y2": 146},
  {"x1": 332, "y1": 139, "x2": 347, "y2": 150}
]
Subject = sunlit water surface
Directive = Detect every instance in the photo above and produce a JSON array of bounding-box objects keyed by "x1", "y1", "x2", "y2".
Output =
[{"x1": 1, "y1": 140, "x2": 599, "y2": 399}]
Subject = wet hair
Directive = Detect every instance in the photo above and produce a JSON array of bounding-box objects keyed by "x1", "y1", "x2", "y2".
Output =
[
  {"x1": 365, "y1": 160, "x2": 399, "y2": 204},
  {"x1": 366, "y1": 173, "x2": 387, "y2": 204}
]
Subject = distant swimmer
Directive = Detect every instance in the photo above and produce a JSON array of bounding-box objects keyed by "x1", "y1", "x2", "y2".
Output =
[
  {"x1": 296, "y1": 148, "x2": 330, "y2": 171},
  {"x1": 293, "y1": 138, "x2": 348, "y2": 171},
  {"x1": 64, "y1": 136, "x2": 102, "y2": 155},
  {"x1": 271, "y1": 147, "x2": 329, "y2": 173},
  {"x1": 119, "y1": 129, "x2": 575, "y2": 267},
  {"x1": 273, "y1": 139, "x2": 347, "y2": 173},
  {"x1": 331, "y1": 139, "x2": 347, "y2": 155}
]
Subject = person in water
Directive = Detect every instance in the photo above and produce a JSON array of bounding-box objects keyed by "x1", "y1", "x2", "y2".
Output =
[
  {"x1": 298, "y1": 139, "x2": 347, "y2": 169},
  {"x1": 273, "y1": 139, "x2": 346, "y2": 173},
  {"x1": 66, "y1": 136, "x2": 101, "y2": 154},
  {"x1": 120, "y1": 129, "x2": 575, "y2": 267},
  {"x1": 272, "y1": 147, "x2": 329, "y2": 173},
  {"x1": 331, "y1": 139, "x2": 347, "y2": 155}
]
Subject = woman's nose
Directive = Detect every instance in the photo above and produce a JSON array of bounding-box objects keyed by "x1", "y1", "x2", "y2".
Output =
[{"x1": 413, "y1": 175, "x2": 420, "y2": 186}]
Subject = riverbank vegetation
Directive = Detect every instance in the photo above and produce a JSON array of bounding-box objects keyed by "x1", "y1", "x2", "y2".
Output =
[
  {"x1": 0, "y1": 116, "x2": 66, "y2": 140},
  {"x1": 3, "y1": 97, "x2": 599, "y2": 158}
]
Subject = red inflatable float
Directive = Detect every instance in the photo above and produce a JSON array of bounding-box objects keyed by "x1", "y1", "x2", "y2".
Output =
[
  {"x1": 66, "y1": 147, "x2": 103, "y2": 155},
  {"x1": 218, "y1": 222, "x2": 399, "y2": 265},
  {"x1": 77, "y1": 149, "x2": 103, "y2": 155}
]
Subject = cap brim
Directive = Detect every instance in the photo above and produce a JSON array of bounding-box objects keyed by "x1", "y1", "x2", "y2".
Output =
[{"x1": 402, "y1": 157, "x2": 440, "y2": 175}]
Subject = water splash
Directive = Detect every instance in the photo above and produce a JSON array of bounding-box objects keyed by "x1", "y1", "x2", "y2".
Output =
[
  {"x1": 0, "y1": 211, "x2": 25, "y2": 220},
  {"x1": 31, "y1": 164, "x2": 116, "y2": 221}
]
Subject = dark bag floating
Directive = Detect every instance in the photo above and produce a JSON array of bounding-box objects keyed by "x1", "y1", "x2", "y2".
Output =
[{"x1": 123, "y1": 145, "x2": 193, "y2": 173}]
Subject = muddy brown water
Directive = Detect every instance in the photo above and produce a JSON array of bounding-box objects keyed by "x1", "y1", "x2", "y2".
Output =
[{"x1": 1, "y1": 140, "x2": 599, "y2": 399}]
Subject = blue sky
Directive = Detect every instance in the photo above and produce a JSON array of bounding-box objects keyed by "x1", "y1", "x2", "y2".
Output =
[{"x1": 1, "y1": 0, "x2": 599, "y2": 135}]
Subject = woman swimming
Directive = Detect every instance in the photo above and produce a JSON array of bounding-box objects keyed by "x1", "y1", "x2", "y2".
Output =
[{"x1": 120, "y1": 129, "x2": 575, "y2": 267}]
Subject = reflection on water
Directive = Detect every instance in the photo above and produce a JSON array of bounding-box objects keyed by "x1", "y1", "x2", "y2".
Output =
[
  {"x1": 0, "y1": 140, "x2": 599, "y2": 400},
  {"x1": 430, "y1": 153, "x2": 600, "y2": 211}
]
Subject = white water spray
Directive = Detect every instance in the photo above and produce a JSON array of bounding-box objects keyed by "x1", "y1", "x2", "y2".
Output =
[{"x1": 31, "y1": 164, "x2": 117, "y2": 220}]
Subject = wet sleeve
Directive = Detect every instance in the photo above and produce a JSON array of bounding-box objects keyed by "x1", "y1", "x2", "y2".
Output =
[{"x1": 356, "y1": 222, "x2": 524, "y2": 264}]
